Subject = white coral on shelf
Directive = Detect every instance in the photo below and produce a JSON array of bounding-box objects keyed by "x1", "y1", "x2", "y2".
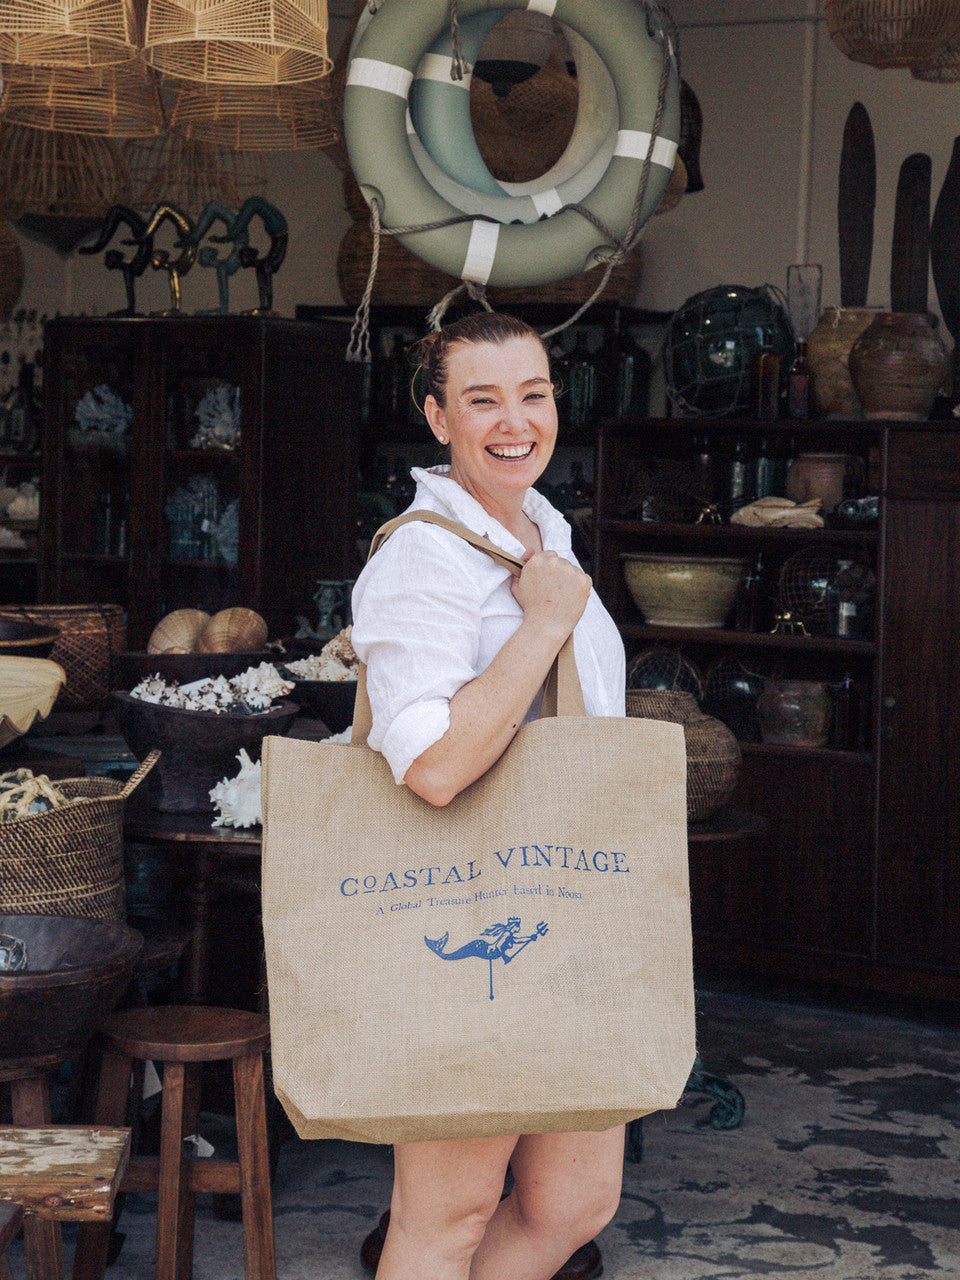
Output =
[
  {"x1": 129, "y1": 663, "x2": 293, "y2": 713},
  {"x1": 74, "y1": 384, "x2": 132, "y2": 438},
  {"x1": 190, "y1": 383, "x2": 241, "y2": 451},
  {"x1": 209, "y1": 749, "x2": 262, "y2": 828}
]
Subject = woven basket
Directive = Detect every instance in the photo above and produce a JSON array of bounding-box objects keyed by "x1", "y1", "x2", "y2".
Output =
[
  {"x1": 0, "y1": 124, "x2": 132, "y2": 222},
  {"x1": 336, "y1": 213, "x2": 645, "y2": 309},
  {"x1": 0, "y1": 0, "x2": 139, "y2": 68},
  {"x1": 826, "y1": 0, "x2": 960, "y2": 68},
  {"x1": 911, "y1": 37, "x2": 960, "y2": 74},
  {"x1": 123, "y1": 132, "x2": 266, "y2": 213},
  {"x1": 625, "y1": 689, "x2": 742, "y2": 822},
  {"x1": 0, "y1": 750, "x2": 157, "y2": 922},
  {"x1": 3, "y1": 604, "x2": 126, "y2": 711}
]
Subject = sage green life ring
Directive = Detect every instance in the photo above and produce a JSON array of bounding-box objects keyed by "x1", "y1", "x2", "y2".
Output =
[
  {"x1": 348, "y1": 4, "x2": 620, "y2": 222},
  {"x1": 344, "y1": 0, "x2": 679, "y2": 287}
]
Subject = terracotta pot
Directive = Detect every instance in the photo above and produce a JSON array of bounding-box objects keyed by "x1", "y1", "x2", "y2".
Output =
[
  {"x1": 848, "y1": 311, "x2": 949, "y2": 420},
  {"x1": 785, "y1": 451, "x2": 864, "y2": 515},
  {"x1": 757, "y1": 680, "x2": 832, "y2": 747},
  {"x1": 806, "y1": 306, "x2": 881, "y2": 417},
  {"x1": 624, "y1": 689, "x2": 742, "y2": 821}
]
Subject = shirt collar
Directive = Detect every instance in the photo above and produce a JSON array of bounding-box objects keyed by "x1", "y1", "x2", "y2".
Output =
[{"x1": 410, "y1": 466, "x2": 572, "y2": 556}]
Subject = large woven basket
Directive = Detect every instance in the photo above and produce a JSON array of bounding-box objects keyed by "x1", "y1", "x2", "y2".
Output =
[
  {"x1": 3, "y1": 604, "x2": 126, "y2": 711},
  {"x1": 0, "y1": 750, "x2": 158, "y2": 922},
  {"x1": 625, "y1": 689, "x2": 741, "y2": 822}
]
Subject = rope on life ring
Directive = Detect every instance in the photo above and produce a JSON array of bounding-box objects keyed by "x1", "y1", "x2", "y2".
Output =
[{"x1": 344, "y1": 0, "x2": 679, "y2": 355}]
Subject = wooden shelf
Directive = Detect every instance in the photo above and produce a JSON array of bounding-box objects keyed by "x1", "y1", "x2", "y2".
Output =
[
  {"x1": 602, "y1": 517, "x2": 880, "y2": 546},
  {"x1": 615, "y1": 620, "x2": 876, "y2": 655},
  {"x1": 739, "y1": 740, "x2": 872, "y2": 765}
]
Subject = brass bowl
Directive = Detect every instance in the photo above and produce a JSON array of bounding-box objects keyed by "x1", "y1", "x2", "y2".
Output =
[{"x1": 621, "y1": 553, "x2": 747, "y2": 629}]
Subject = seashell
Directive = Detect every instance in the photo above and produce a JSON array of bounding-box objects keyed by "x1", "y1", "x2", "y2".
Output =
[
  {"x1": 147, "y1": 609, "x2": 210, "y2": 655},
  {"x1": 195, "y1": 607, "x2": 268, "y2": 654}
]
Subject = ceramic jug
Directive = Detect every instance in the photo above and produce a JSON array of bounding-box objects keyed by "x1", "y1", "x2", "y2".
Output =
[
  {"x1": 757, "y1": 680, "x2": 832, "y2": 747},
  {"x1": 805, "y1": 306, "x2": 881, "y2": 417},
  {"x1": 785, "y1": 452, "x2": 864, "y2": 515},
  {"x1": 848, "y1": 311, "x2": 948, "y2": 420}
]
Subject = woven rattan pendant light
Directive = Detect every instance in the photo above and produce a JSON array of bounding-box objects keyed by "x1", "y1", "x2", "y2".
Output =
[
  {"x1": 143, "y1": 0, "x2": 331, "y2": 85},
  {"x1": 0, "y1": 122, "x2": 132, "y2": 251},
  {"x1": 168, "y1": 80, "x2": 337, "y2": 149},
  {"x1": 911, "y1": 38, "x2": 960, "y2": 75},
  {"x1": 826, "y1": 0, "x2": 960, "y2": 68},
  {"x1": 0, "y1": 60, "x2": 165, "y2": 136},
  {"x1": 123, "y1": 131, "x2": 266, "y2": 211},
  {"x1": 0, "y1": 0, "x2": 138, "y2": 68}
]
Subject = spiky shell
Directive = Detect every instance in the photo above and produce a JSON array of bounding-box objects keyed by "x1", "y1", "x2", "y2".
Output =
[
  {"x1": 195, "y1": 607, "x2": 268, "y2": 654},
  {"x1": 146, "y1": 609, "x2": 210, "y2": 655}
]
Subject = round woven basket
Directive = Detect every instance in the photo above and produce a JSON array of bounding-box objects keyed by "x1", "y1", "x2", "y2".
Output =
[
  {"x1": 826, "y1": 0, "x2": 960, "y2": 68},
  {"x1": 0, "y1": 752, "x2": 157, "y2": 922},
  {"x1": 4, "y1": 604, "x2": 126, "y2": 711},
  {"x1": 625, "y1": 689, "x2": 742, "y2": 822}
]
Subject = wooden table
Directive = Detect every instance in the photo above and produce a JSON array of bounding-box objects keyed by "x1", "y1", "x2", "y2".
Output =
[{"x1": 123, "y1": 792, "x2": 263, "y2": 1005}]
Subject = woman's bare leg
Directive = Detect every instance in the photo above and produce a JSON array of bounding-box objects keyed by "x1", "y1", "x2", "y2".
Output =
[
  {"x1": 468, "y1": 1126, "x2": 626, "y2": 1280},
  {"x1": 375, "y1": 1133, "x2": 518, "y2": 1280}
]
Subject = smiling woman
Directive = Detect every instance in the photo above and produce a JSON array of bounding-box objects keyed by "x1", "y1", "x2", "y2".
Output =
[{"x1": 348, "y1": 308, "x2": 630, "y2": 1280}]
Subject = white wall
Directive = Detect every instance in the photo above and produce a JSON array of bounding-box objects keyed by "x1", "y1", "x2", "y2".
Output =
[{"x1": 8, "y1": 0, "x2": 960, "y2": 336}]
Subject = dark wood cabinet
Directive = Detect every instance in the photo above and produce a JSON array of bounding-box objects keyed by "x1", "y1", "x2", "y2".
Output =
[
  {"x1": 594, "y1": 416, "x2": 960, "y2": 1004},
  {"x1": 39, "y1": 315, "x2": 362, "y2": 649}
]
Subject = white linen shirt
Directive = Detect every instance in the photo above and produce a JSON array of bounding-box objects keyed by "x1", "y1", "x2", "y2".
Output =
[{"x1": 351, "y1": 466, "x2": 626, "y2": 785}]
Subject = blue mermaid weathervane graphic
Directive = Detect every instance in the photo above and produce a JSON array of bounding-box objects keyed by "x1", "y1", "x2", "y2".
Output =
[{"x1": 425, "y1": 917, "x2": 548, "y2": 1000}]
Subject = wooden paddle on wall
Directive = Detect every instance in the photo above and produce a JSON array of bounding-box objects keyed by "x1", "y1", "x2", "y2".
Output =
[
  {"x1": 931, "y1": 137, "x2": 960, "y2": 395},
  {"x1": 890, "y1": 153, "x2": 931, "y2": 315},
  {"x1": 838, "y1": 102, "x2": 876, "y2": 308}
]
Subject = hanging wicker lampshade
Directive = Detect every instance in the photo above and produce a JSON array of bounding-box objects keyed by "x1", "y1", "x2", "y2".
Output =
[
  {"x1": 143, "y1": 0, "x2": 331, "y2": 85},
  {"x1": 825, "y1": 0, "x2": 960, "y2": 68},
  {"x1": 122, "y1": 132, "x2": 266, "y2": 212},
  {"x1": 168, "y1": 79, "x2": 337, "y2": 150},
  {"x1": 0, "y1": 60, "x2": 165, "y2": 136},
  {"x1": 0, "y1": 122, "x2": 132, "y2": 252},
  {"x1": 911, "y1": 38, "x2": 960, "y2": 75},
  {"x1": 0, "y1": 0, "x2": 139, "y2": 68}
]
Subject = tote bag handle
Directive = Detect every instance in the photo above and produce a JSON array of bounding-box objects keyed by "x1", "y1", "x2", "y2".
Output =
[{"x1": 351, "y1": 510, "x2": 585, "y2": 746}]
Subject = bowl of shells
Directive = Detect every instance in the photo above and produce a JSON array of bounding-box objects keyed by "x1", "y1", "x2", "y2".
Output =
[
  {"x1": 117, "y1": 607, "x2": 272, "y2": 689},
  {"x1": 111, "y1": 661, "x2": 298, "y2": 812},
  {"x1": 279, "y1": 628, "x2": 358, "y2": 734}
]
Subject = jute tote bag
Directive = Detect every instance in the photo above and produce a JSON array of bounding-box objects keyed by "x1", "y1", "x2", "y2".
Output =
[{"x1": 261, "y1": 512, "x2": 694, "y2": 1144}]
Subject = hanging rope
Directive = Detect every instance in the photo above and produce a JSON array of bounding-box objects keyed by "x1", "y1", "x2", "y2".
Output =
[{"x1": 345, "y1": 0, "x2": 680, "y2": 358}]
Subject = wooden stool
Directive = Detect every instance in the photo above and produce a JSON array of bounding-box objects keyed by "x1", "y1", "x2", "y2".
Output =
[
  {"x1": 2, "y1": 1058, "x2": 68, "y2": 1280},
  {"x1": 72, "y1": 1006, "x2": 275, "y2": 1280}
]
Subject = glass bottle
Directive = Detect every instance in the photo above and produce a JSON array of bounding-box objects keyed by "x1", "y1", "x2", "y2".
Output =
[
  {"x1": 734, "y1": 553, "x2": 768, "y2": 631},
  {"x1": 596, "y1": 314, "x2": 652, "y2": 420},
  {"x1": 784, "y1": 341, "x2": 812, "y2": 419},
  {"x1": 562, "y1": 329, "x2": 598, "y2": 440},
  {"x1": 830, "y1": 672, "x2": 864, "y2": 751},
  {"x1": 94, "y1": 490, "x2": 114, "y2": 555},
  {"x1": 718, "y1": 437, "x2": 755, "y2": 514},
  {"x1": 689, "y1": 432, "x2": 716, "y2": 505},
  {"x1": 379, "y1": 331, "x2": 412, "y2": 428}
]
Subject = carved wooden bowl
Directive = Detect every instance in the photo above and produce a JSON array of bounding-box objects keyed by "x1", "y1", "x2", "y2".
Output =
[{"x1": 0, "y1": 913, "x2": 142, "y2": 1066}]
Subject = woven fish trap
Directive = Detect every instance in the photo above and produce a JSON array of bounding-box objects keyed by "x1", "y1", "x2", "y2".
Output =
[
  {"x1": 336, "y1": 213, "x2": 645, "y2": 309},
  {"x1": 3, "y1": 604, "x2": 127, "y2": 711},
  {"x1": 0, "y1": 223, "x2": 24, "y2": 318},
  {"x1": 826, "y1": 0, "x2": 960, "y2": 67},
  {"x1": 168, "y1": 79, "x2": 337, "y2": 150},
  {"x1": 122, "y1": 132, "x2": 266, "y2": 213},
  {"x1": 0, "y1": 0, "x2": 139, "y2": 67},
  {"x1": 0, "y1": 751, "x2": 157, "y2": 922},
  {"x1": 0, "y1": 61, "x2": 165, "y2": 137},
  {"x1": 143, "y1": 0, "x2": 331, "y2": 84},
  {"x1": 469, "y1": 49, "x2": 577, "y2": 185},
  {"x1": 625, "y1": 689, "x2": 742, "y2": 822},
  {"x1": 0, "y1": 124, "x2": 131, "y2": 221}
]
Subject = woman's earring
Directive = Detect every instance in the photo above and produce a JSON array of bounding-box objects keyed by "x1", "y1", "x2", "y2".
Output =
[{"x1": 438, "y1": 435, "x2": 447, "y2": 444}]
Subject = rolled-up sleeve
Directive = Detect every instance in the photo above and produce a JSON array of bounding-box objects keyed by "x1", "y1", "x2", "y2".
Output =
[{"x1": 351, "y1": 525, "x2": 492, "y2": 784}]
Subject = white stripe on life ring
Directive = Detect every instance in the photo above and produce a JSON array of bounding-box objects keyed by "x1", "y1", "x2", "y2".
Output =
[
  {"x1": 528, "y1": 0, "x2": 558, "y2": 14},
  {"x1": 614, "y1": 129, "x2": 678, "y2": 169},
  {"x1": 531, "y1": 189, "x2": 564, "y2": 217},
  {"x1": 417, "y1": 52, "x2": 472, "y2": 88},
  {"x1": 346, "y1": 57, "x2": 413, "y2": 99},
  {"x1": 462, "y1": 220, "x2": 501, "y2": 283}
]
